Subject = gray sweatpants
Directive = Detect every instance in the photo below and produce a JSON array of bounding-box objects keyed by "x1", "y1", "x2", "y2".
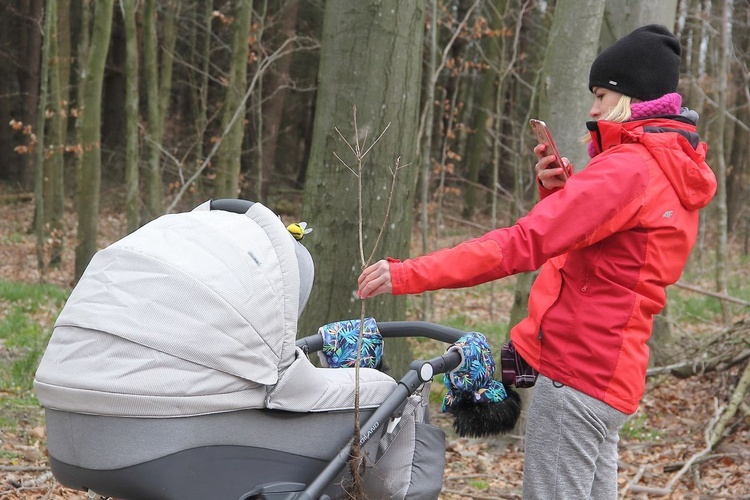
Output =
[{"x1": 522, "y1": 375, "x2": 631, "y2": 500}]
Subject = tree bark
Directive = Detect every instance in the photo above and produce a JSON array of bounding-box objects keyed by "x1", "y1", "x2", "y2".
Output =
[
  {"x1": 725, "y1": 1, "x2": 749, "y2": 237},
  {"x1": 188, "y1": 0, "x2": 214, "y2": 201},
  {"x1": 43, "y1": 0, "x2": 67, "y2": 266},
  {"x1": 18, "y1": 0, "x2": 44, "y2": 190},
  {"x1": 142, "y1": 0, "x2": 162, "y2": 221},
  {"x1": 121, "y1": 0, "x2": 139, "y2": 233},
  {"x1": 257, "y1": 0, "x2": 299, "y2": 204},
  {"x1": 299, "y1": 0, "x2": 426, "y2": 377},
  {"x1": 462, "y1": 0, "x2": 508, "y2": 219},
  {"x1": 712, "y1": 0, "x2": 731, "y2": 324},
  {"x1": 539, "y1": 0, "x2": 606, "y2": 172},
  {"x1": 34, "y1": 0, "x2": 54, "y2": 280},
  {"x1": 74, "y1": 0, "x2": 114, "y2": 281},
  {"x1": 0, "y1": 2, "x2": 18, "y2": 180},
  {"x1": 214, "y1": 0, "x2": 252, "y2": 199},
  {"x1": 600, "y1": 0, "x2": 679, "y2": 47}
]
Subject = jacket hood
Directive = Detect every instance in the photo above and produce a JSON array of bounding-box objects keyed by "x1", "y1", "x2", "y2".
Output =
[{"x1": 588, "y1": 116, "x2": 717, "y2": 210}]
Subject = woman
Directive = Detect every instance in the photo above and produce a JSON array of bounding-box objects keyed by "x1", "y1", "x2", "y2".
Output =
[{"x1": 357, "y1": 25, "x2": 717, "y2": 499}]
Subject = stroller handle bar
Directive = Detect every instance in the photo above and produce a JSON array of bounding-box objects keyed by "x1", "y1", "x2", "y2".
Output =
[
  {"x1": 296, "y1": 320, "x2": 467, "y2": 353},
  {"x1": 210, "y1": 198, "x2": 255, "y2": 213}
]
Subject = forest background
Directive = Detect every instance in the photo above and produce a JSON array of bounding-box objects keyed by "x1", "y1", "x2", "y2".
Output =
[{"x1": 0, "y1": 0, "x2": 749, "y2": 498}]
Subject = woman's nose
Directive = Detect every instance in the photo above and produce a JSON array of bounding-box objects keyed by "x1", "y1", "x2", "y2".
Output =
[{"x1": 589, "y1": 103, "x2": 599, "y2": 119}]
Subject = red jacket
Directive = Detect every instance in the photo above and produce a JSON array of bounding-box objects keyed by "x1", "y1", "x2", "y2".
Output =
[{"x1": 388, "y1": 116, "x2": 716, "y2": 414}]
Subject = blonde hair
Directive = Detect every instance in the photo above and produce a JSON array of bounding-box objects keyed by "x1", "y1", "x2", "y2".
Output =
[
  {"x1": 581, "y1": 94, "x2": 634, "y2": 143},
  {"x1": 600, "y1": 94, "x2": 634, "y2": 122}
]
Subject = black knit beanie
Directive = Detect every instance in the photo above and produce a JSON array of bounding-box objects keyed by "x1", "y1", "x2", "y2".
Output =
[{"x1": 588, "y1": 24, "x2": 681, "y2": 101}]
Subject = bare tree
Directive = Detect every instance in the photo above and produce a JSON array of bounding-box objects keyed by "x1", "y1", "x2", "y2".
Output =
[
  {"x1": 142, "y1": 0, "x2": 179, "y2": 221},
  {"x1": 214, "y1": 0, "x2": 252, "y2": 199},
  {"x1": 121, "y1": 0, "x2": 140, "y2": 233},
  {"x1": 713, "y1": 0, "x2": 732, "y2": 323},
  {"x1": 600, "y1": 0, "x2": 679, "y2": 46},
  {"x1": 73, "y1": 0, "x2": 114, "y2": 281},
  {"x1": 299, "y1": 0, "x2": 426, "y2": 378},
  {"x1": 43, "y1": 0, "x2": 66, "y2": 266},
  {"x1": 255, "y1": 0, "x2": 300, "y2": 204},
  {"x1": 539, "y1": 0, "x2": 607, "y2": 171},
  {"x1": 34, "y1": 0, "x2": 54, "y2": 279}
]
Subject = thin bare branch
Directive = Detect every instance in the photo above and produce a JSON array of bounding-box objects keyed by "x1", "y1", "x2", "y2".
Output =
[
  {"x1": 335, "y1": 126, "x2": 359, "y2": 158},
  {"x1": 166, "y1": 36, "x2": 305, "y2": 212},
  {"x1": 333, "y1": 151, "x2": 357, "y2": 176},
  {"x1": 366, "y1": 156, "x2": 401, "y2": 266},
  {"x1": 360, "y1": 122, "x2": 392, "y2": 159}
]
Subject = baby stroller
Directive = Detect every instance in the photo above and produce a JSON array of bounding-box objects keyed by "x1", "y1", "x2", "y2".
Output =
[{"x1": 34, "y1": 199, "x2": 517, "y2": 499}]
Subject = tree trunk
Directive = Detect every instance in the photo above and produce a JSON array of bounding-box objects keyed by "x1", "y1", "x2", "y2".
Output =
[
  {"x1": 0, "y1": 3, "x2": 17, "y2": 180},
  {"x1": 726, "y1": 2, "x2": 749, "y2": 238},
  {"x1": 418, "y1": 0, "x2": 438, "y2": 320},
  {"x1": 34, "y1": 0, "x2": 54, "y2": 280},
  {"x1": 188, "y1": 0, "x2": 214, "y2": 201},
  {"x1": 18, "y1": 0, "x2": 44, "y2": 190},
  {"x1": 121, "y1": 0, "x2": 139, "y2": 233},
  {"x1": 712, "y1": 0, "x2": 731, "y2": 323},
  {"x1": 299, "y1": 0, "x2": 425, "y2": 376},
  {"x1": 158, "y1": 0, "x2": 179, "y2": 152},
  {"x1": 257, "y1": 0, "x2": 299, "y2": 204},
  {"x1": 140, "y1": 0, "x2": 179, "y2": 220},
  {"x1": 462, "y1": 0, "x2": 508, "y2": 219},
  {"x1": 45, "y1": 0, "x2": 66, "y2": 267},
  {"x1": 74, "y1": 0, "x2": 114, "y2": 281},
  {"x1": 539, "y1": 0, "x2": 606, "y2": 172},
  {"x1": 681, "y1": 0, "x2": 710, "y2": 273},
  {"x1": 600, "y1": 0, "x2": 679, "y2": 47},
  {"x1": 142, "y1": 0, "x2": 162, "y2": 221},
  {"x1": 214, "y1": 0, "x2": 252, "y2": 199}
]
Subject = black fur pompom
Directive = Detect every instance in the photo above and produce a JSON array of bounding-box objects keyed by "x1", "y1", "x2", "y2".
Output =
[{"x1": 447, "y1": 387, "x2": 522, "y2": 438}]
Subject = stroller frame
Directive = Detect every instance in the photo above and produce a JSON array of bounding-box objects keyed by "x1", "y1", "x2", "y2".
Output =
[{"x1": 243, "y1": 321, "x2": 463, "y2": 500}]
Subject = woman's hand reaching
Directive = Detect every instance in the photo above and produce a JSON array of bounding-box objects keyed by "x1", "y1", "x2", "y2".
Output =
[
  {"x1": 357, "y1": 260, "x2": 393, "y2": 299},
  {"x1": 534, "y1": 144, "x2": 572, "y2": 190}
]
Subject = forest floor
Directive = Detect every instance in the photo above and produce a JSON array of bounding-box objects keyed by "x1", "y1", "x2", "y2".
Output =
[{"x1": 1, "y1": 186, "x2": 749, "y2": 499}]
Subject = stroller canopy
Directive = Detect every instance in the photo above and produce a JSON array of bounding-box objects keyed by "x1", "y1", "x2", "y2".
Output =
[{"x1": 35, "y1": 201, "x2": 395, "y2": 417}]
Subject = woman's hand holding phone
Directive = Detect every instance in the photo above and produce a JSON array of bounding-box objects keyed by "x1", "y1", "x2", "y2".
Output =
[{"x1": 534, "y1": 143, "x2": 572, "y2": 190}]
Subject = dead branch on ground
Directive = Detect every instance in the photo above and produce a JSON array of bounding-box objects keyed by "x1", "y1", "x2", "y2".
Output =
[
  {"x1": 647, "y1": 318, "x2": 749, "y2": 378},
  {"x1": 627, "y1": 359, "x2": 750, "y2": 496}
]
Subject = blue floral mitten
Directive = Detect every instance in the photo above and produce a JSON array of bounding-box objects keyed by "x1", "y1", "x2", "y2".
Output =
[
  {"x1": 318, "y1": 318, "x2": 384, "y2": 369},
  {"x1": 442, "y1": 332, "x2": 521, "y2": 437}
]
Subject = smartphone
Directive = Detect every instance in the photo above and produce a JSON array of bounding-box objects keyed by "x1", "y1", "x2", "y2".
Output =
[{"x1": 529, "y1": 119, "x2": 569, "y2": 179}]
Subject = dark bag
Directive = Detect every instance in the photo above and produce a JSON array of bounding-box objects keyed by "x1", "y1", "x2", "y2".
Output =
[{"x1": 500, "y1": 340, "x2": 539, "y2": 388}]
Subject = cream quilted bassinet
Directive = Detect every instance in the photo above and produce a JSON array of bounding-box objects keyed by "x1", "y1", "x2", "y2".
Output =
[{"x1": 35, "y1": 199, "x2": 461, "y2": 500}]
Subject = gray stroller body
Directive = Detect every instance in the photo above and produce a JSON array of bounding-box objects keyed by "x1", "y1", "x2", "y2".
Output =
[{"x1": 34, "y1": 200, "x2": 463, "y2": 500}]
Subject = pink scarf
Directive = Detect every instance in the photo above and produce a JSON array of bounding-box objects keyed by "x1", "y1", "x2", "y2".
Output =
[{"x1": 629, "y1": 92, "x2": 682, "y2": 119}]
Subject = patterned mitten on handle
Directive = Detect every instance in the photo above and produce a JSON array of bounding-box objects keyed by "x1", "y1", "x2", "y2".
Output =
[
  {"x1": 317, "y1": 318, "x2": 384, "y2": 369},
  {"x1": 443, "y1": 332, "x2": 521, "y2": 437}
]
